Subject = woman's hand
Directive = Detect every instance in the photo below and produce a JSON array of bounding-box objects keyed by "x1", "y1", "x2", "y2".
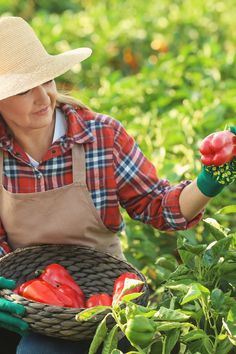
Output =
[
  {"x1": 197, "y1": 126, "x2": 236, "y2": 197},
  {"x1": 179, "y1": 126, "x2": 236, "y2": 221},
  {"x1": 0, "y1": 277, "x2": 29, "y2": 336}
]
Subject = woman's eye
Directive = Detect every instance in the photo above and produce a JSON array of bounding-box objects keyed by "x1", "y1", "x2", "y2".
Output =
[{"x1": 16, "y1": 80, "x2": 53, "y2": 96}]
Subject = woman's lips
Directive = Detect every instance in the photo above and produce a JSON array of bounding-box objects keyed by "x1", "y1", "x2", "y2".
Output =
[{"x1": 33, "y1": 105, "x2": 50, "y2": 115}]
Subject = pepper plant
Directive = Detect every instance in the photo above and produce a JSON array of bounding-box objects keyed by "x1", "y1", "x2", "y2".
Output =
[
  {"x1": 76, "y1": 214, "x2": 236, "y2": 354},
  {"x1": 154, "y1": 216, "x2": 236, "y2": 354}
]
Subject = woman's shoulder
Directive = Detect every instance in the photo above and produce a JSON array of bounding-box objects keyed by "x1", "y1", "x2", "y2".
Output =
[
  {"x1": 74, "y1": 105, "x2": 123, "y2": 132},
  {"x1": 59, "y1": 102, "x2": 125, "y2": 138}
]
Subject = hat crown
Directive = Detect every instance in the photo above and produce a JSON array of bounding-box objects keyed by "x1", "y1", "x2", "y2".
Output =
[
  {"x1": 0, "y1": 17, "x2": 48, "y2": 74},
  {"x1": 0, "y1": 16, "x2": 92, "y2": 100}
]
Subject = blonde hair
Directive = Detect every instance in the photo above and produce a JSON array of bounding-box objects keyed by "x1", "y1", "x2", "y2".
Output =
[{"x1": 56, "y1": 91, "x2": 89, "y2": 109}]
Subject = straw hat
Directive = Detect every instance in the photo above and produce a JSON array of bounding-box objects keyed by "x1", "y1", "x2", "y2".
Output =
[{"x1": 0, "y1": 16, "x2": 92, "y2": 100}]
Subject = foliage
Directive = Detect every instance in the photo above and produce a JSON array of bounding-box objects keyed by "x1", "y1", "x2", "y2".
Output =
[
  {"x1": 77, "y1": 217, "x2": 236, "y2": 353},
  {"x1": 1, "y1": 0, "x2": 236, "y2": 351}
]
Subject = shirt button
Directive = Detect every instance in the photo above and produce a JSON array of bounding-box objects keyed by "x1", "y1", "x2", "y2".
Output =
[
  {"x1": 37, "y1": 174, "x2": 42, "y2": 179},
  {"x1": 52, "y1": 149, "x2": 56, "y2": 154}
]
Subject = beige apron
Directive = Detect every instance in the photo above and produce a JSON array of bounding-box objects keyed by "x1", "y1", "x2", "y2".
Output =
[{"x1": 0, "y1": 144, "x2": 125, "y2": 259}]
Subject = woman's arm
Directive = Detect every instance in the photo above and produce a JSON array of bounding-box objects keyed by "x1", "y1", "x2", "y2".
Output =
[
  {"x1": 179, "y1": 179, "x2": 211, "y2": 221},
  {"x1": 112, "y1": 117, "x2": 203, "y2": 231}
]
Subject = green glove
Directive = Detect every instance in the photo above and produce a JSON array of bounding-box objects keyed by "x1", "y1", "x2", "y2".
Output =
[
  {"x1": 197, "y1": 126, "x2": 236, "y2": 197},
  {"x1": 0, "y1": 276, "x2": 29, "y2": 336}
]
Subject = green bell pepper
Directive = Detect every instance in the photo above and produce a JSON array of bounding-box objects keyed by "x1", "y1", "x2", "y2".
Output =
[{"x1": 125, "y1": 315, "x2": 156, "y2": 348}]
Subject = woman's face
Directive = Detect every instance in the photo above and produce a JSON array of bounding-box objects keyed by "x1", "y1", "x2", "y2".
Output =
[{"x1": 0, "y1": 80, "x2": 57, "y2": 135}]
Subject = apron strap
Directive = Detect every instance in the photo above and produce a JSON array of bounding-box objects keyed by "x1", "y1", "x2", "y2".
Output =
[{"x1": 72, "y1": 143, "x2": 86, "y2": 185}]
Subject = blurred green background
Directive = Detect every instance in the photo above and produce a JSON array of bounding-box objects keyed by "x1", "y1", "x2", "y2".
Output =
[{"x1": 1, "y1": 0, "x2": 235, "y2": 285}]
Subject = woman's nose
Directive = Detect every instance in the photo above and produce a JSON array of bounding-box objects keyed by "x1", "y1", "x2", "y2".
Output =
[{"x1": 33, "y1": 85, "x2": 50, "y2": 104}]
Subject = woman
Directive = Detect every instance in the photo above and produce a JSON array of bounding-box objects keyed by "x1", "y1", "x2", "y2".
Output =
[{"x1": 0, "y1": 16, "x2": 235, "y2": 354}]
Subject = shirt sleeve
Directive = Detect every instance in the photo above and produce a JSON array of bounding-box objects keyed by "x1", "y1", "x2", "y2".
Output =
[
  {"x1": 113, "y1": 120, "x2": 204, "y2": 231},
  {"x1": 0, "y1": 220, "x2": 12, "y2": 257}
]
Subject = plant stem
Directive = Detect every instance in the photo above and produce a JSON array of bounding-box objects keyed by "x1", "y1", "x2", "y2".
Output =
[
  {"x1": 211, "y1": 317, "x2": 220, "y2": 353},
  {"x1": 162, "y1": 335, "x2": 166, "y2": 354}
]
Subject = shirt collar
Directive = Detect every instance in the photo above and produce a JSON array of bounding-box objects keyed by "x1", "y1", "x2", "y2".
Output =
[{"x1": 59, "y1": 103, "x2": 95, "y2": 144}]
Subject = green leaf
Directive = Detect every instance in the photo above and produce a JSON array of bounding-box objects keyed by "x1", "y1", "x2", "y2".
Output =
[
  {"x1": 181, "y1": 283, "x2": 209, "y2": 305},
  {"x1": 202, "y1": 237, "x2": 232, "y2": 267},
  {"x1": 177, "y1": 229, "x2": 198, "y2": 244},
  {"x1": 182, "y1": 243, "x2": 207, "y2": 255},
  {"x1": 203, "y1": 218, "x2": 227, "y2": 240},
  {"x1": 122, "y1": 279, "x2": 144, "y2": 293},
  {"x1": 111, "y1": 350, "x2": 123, "y2": 354},
  {"x1": 164, "y1": 329, "x2": 180, "y2": 354},
  {"x1": 113, "y1": 279, "x2": 144, "y2": 304},
  {"x1": 187, "y1": 337, "x2": 214, "y2": 354},
  {"x1": 209, "y1": 237, "x2": 232, "y2": 255},
  {"x1": 218, "y1": 261, "x2": 236, "y2": 274},
  {"x1": 102, "y1": 325, "x2": 119, "y2": 354},
  {"x1": 76, "y1": 306, "x2": 111, "y2": 321},
  {"x1": 220, "y1": 272, "x2": 236, "y2": 288},
  {"x1": 222, "y1": 318, "x2": 236, "y2": 346},
  {"x1": 182, "y1": 329, "x2": 208, "y2": 342},
  {"x1": 217, "y1": 205, "x2": 236, "y2": 215},
  {"x1": 224, "y1": 303, "x2": 236, "y2": 337},
  {"x1": 210, "y1": 288, "x2": 225, "y2": 311},
  {"x1": 215, "y1": 338, "x2": 233, "y2": 354},
  {"x1": 154, "y1": 321, "x2": 191, "y2": 331},
  {"x1": 155, "y1": 256, "x2": 177, "y2": 271},
  {"x1": 181, "y1": 308, "x2": 204, "y2": 323},
  {"x1": 121, "y1": 292, "x2": 143, "y2": 302},
  {"x1": 168, "y1": 264, "x2": 190, "y2": 280},
  {"x1": 224, "y1": 251, "x2": 236, "y2": 262},
  {"x1": 88, "y1": 315, "x2": 109, "y2": 354},
  {"x1": 177, "y1": 236, "x2": 196, "y2": 268},
  {"x1": 165, "y1": 278, "x2": 195, "y2": 292},
  {"x1": 154, "y1": 307, "x2": 190, "y2": 322},
  {"x1": 125, "y1": 303, "x2": 156, "y2": 318}
]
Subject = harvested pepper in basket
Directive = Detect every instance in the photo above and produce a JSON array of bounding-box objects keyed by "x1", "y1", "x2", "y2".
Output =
[
  {"x1": 15, "y1": 279, "x2": 69, "y2": 307},
  {"x1": 112, "y1": 272, "x2": 143, "y2": 303},
  {"x1": 86, "y1": 293, "x2": 112, "y2": 308},
  {"x1": 36, "y1": 263, "x2": 86, "y2": 303},
  {"x1": 15, "y1": 263, "x2": 86, "y2": 308}
]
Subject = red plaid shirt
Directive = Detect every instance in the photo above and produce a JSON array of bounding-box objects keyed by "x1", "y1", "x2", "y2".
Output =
[{"x1": 0, "y1": 104, "x2": 203, "y2": 256}]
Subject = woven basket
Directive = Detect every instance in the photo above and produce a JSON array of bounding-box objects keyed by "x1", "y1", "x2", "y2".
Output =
[{"x1": 0, "y1": 244, "x2": 149, "y2": 341}]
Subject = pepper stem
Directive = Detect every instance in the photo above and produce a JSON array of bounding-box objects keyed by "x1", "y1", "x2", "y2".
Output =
[{"x1": 35, "y1": 269, "x2": 44, "y2": 277}]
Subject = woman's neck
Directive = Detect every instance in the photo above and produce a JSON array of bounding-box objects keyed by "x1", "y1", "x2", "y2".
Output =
[{"x1": 14, "y1": 118, "x2": 56, "y2": 162}]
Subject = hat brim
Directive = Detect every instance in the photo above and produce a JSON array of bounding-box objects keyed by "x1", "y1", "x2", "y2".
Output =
[{"x1": 0, "y1": 47, "x2": 92, "y2": 100}]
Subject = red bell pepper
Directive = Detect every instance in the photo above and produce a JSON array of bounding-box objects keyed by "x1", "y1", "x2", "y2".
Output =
[
  {"x1": 112, "y1": 272, "x2": 143, "y2": 303},
  {"x1": 55, "y1": 283, "x2": 85, "y2": 308},
  {"x1": 16, "y1": 279, "x2": 65, "y2": 307},
  {"x1": 86, "y1": 293, "x2": 112, "y2": 308},
  {"x1": 15, "y1": 278, "x2": 85, "y2": 308},
  {"x1": 199, "y1": 130, "x2": 236, "y2": 166},
  {"x1": 14, "y1": 279, "x2": 36, "y2": 295},
  {"x1": 36, "y1": 263, "x2": 85, "y2": 304}
]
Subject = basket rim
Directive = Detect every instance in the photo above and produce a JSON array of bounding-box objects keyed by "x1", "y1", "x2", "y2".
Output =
[{"x1": 0, "y1": 244, "x2": 134, "y2": 264}]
